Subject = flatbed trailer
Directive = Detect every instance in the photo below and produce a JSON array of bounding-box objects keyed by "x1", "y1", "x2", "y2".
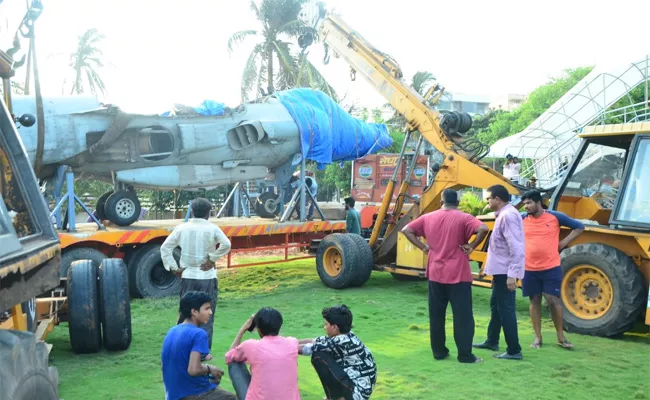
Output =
[{"x1": 55, "y1": 216, "x2": 346, "y2": 300}]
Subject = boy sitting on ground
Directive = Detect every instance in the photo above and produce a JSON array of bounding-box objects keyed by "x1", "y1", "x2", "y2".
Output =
[
  {"x1": 301, "y1": 304, "x2": 377, "y2": 400},
  {"x1": 225, "y1": 308, "x2": 301, "y2": 400},
  {"x1": 161, "y1": 291, "x2": 236, "y2": 400}
]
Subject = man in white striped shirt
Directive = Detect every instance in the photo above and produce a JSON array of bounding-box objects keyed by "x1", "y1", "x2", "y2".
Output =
[{"x1": 161, "y1": 198, "x2": 231, "y2": 350}]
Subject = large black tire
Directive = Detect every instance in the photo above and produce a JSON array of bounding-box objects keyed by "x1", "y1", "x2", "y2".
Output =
[
  {"x1": 95, "y1": 191, "x2": 113, "y2": 221},
  {"x1": 67, "y1": 260, "x2": 102, "y2": 353},
  {"x1": 99, "y1": 259, "x2": 132, "y2": 351},
  {"x1": 256, "y1": 192, "x2": 280, "y2": 218},
  {"x1": 346, "y1": 233, "x2": 374, "y2": 287},
  {"x1": 560, "y1": 243, "x2": 646, "y2": 337},
  {"x1": 60, "y1": 247, "x2": 107, "y2": 278},
  {"x1": 0, "y1": 330, "x2": 59, "y2": 399},
  {"x1": 126, "y1": 244, "x2": 157, "y2": 298},
  {"x1": 135, "y1": 245, "x2": 181, "y2": 298},
  {"x1": 316, "y1": 233, "x2": 360, "y2": 289},
  {"x1": 104, "y1": 190, "x2": 141, "y2": 226}
]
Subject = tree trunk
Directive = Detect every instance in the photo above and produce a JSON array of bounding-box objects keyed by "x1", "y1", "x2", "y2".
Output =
[{"x1": 266, "y1": 46, "x2": 274, "y2": 95}]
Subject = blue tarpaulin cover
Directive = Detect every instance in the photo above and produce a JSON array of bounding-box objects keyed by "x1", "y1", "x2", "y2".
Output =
[{"x1": 275, "y1": 88, "x2": 392, "y2": 169}]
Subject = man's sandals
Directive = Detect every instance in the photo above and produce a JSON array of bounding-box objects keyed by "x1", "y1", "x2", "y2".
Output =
[{"x1": 531, "y1": 337, "x2": 574, "y2": 349}]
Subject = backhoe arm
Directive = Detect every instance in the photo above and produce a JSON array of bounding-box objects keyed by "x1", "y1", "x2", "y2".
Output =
[{"x1": 300, "y1": 3, "x2": 519, "y2": 212}]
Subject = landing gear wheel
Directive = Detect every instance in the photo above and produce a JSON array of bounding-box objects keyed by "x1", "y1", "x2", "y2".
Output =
[
  {"x1": 560, "y1": 243, "x2": 646, "y2": 337},
  {"x1": 95, "y1": 191, "x2": 113, "y2": 221},
  {"x1": 104, "y1": 190, "x2": 141, "y2": 226},
  {"x1": 134, "y1": 245, "x2": 181, "y2": 298},
  {"x1": 316, "y1": 233, "x2": 360, "y2": 289},
  {"x1": 256, "y1": 192, "x2": 280, "y2": 218},
  {"x1": 0, "y1": 330, "x2": 59, "y2": 399},
  {"x1": 67, "y1": 260, "x2": 102, "y2": 353},
  {"x1": 346, "y1": 234, "x2": 374, "y2": 287},
  {"x1": 99, "y1": 259, "x2": 132, "y2": 351}
]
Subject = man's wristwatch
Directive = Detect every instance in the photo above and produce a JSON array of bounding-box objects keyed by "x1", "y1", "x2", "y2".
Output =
[{"x1": 205, "y1": 365, "x2": 212, "y2": 376}]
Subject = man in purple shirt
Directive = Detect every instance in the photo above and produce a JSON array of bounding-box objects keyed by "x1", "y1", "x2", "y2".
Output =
[{"x1": 473, "y1": 184, "x2": 525, "y2": 360}]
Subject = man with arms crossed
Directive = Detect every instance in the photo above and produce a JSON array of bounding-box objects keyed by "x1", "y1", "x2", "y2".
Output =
[
  {"x1": 162, "y1": 198, "x2": 231, "y2": 351},
  {"x1": 473, "y1": 184, "x2": 526, "y2": 360},
  {"x1": 520, "y1": 190, "x2": 584, "y2": 349},
  {"x1": 161, "y1": 291, "x2": 236, "y2": 400},
  {"x1": 402, "y1": 189, "x2": 489, "y2": 363}
]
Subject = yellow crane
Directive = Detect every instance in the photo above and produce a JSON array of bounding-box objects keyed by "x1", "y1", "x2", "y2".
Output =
[{"x1": 302, "y1": 2, "x2": 649, "y2": 338}]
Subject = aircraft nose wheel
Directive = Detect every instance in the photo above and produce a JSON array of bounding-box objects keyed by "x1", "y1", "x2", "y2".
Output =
[{"x1": 104, "y1": 191, "x2": 142, "y2": 226}]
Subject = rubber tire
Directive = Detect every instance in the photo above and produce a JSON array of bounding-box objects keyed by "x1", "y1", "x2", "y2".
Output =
[
  {"x1": 560, "y1": 243, "x2": 646, "y2": 337},
  {"x1": 346, "y1": 233, "x2": 374, "y2": 287},
  {"x1": 95, "y1": 191, "x2": 113, "y2": 221},
  {"x1": 0, "y1": 330, "x2": 59, "y2": 399},
  {"x1": 316, "y1": 233, "x2": 360, "y2": 289},
  {"x1": 99, "y1": 259, "x2": 132, "y2": 351},
  {"x1": 104, "y1": 190, "x2": 142, "y2": 226},
  {"x1": 67, "y1": 260, "x2": 102, "y2": 353},
  {"x1": 135, "y1": 245, "x2": 181, "y2": 298},
  {"x1": 126, "y1": 244, "x2": 159, "y2": 298},
  {"x1": 256, "y1": 192, "x2": 280, "y2": 218},
  {"x1": 60, "y1": 247, "x2": 107, "y2": 278}
]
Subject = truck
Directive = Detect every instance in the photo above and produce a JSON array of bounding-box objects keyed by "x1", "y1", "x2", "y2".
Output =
[{"x1": 300, "y1": 1, "x2": 649, "y2": 337}]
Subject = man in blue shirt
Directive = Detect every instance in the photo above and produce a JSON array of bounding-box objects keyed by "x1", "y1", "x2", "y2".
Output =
[
  {"x1": 161, "y1": 291, "x2": 236, "y2": 400},
  {"x1": 344, "y1": 197, "x2": 361, "y2": 235}
]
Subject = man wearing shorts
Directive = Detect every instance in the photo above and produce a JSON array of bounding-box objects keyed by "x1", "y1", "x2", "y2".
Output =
[{"x1": 520, "y1": 190, "x2": 584, "y2": 349}]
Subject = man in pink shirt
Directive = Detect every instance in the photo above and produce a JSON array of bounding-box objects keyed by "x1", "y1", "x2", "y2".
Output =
[
  {"x1": 402, "y1": 189, "x2": 489, "y2": 363},
  {"x1": 225, "y1": 308, "x2": 300, "y2": 400},
  {"x1": 473, "y1": 184, "x2": 525, "y2": 360}
]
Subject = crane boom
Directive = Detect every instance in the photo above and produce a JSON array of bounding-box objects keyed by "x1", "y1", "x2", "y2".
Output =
[{"x1": 300, "y1": 2, "x2": 519, "y2": 254}]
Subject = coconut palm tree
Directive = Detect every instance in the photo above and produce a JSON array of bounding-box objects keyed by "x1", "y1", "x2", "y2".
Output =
[
  {"x1": 69, "y1": 28, "x2": 106, "y2": 97},
  {"x1": 228, "y1": 0, "x2": 335, "y2": 102}
]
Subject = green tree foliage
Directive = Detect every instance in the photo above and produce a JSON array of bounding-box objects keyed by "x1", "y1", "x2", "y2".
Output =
[
  {"x1": 476, "y1": 66, "x2": 594, "y2": 146},
  {"x1": 458, "y1": 191, "x2": 488, "y2": 216},
  {"x1": 69, "y1": 28, "x2": 107, "y2": 97},
  {"x1": 228, "y1": 0, "x2": 335, "y2": 102}
]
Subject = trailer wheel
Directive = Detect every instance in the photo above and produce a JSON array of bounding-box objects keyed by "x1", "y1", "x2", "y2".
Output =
[
  {"x1": 126, "y1": 244, "x2": 158, "y2": 298},
  {"x1": 316, "y1": 233, "x2": 360, "y2": 289},
  {"x1": 60, "y1": 247, "x2": 107, "y2": 278},
  {"x1": 346, "y1": 234, "x2": 374, "y2": 287},
  {"x1": 0, "y1": 330, "x2": 59, "y2": 399},
  {"x1": 99, "y1": 259, "x2": 132, "y2": 351},
  {"x1": 135, "y1": 245, "x2": 181, "y2": 298},
  {"x1": 104, "y1": 190, "x2": 141, "y2": 226},
  {"x1": 256, "y1": 192, "x2": 280, "y2": 218},
  {"x1": 20, "y1": 297, "x2": 37, "y2": 333},
  {"x1": 560, "y1": 243, "x2": 646, "y2": 337},
  {"x1": 67, "y1": 260, "x2": 102, "y2": 353},
  {"x1": 95, "y1": 191, "x2": 113, "y2": 221}
]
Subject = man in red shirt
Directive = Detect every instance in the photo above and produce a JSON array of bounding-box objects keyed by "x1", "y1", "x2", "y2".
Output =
[
  {"x1": 521, "y1": 190, "x2": 584, "y2": 349},
  {"x1": 402, "y1": 189, "x2": 489, "y2": 363}
]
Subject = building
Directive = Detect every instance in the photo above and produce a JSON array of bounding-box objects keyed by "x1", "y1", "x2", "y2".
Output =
[
  {"x1": 436, "y1": 92, "x2": 492, "y2": 116},
  {"x1": 489, "y1": 93, "x2": 527, "y2": 111}
]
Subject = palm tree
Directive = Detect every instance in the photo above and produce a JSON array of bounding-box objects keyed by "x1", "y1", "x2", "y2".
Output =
[
  {"x1": 69, "y1": 28, "x2": 106, "y2": 97},
  {"x1": 228, "y1": 0, "x2": 335, "y2": 102}
]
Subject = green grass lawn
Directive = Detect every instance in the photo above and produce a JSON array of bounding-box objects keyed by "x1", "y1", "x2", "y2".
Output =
[{"x1": 48, "y1": 260, "x2": 650, "y2": 400}]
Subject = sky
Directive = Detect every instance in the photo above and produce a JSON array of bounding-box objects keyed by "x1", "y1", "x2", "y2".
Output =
[{"x1": 3, "y1": 0, "x2": 649, "y2": 114}]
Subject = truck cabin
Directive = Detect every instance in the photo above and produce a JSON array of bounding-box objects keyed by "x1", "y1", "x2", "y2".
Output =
[{"x1": 550, "y1": 122, "x2": 650, "y2": 231}]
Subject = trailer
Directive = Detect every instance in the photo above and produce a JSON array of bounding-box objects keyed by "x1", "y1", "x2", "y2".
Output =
[{"x1": 55, "y1": 216, "x2": 346, "y2": 300}]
